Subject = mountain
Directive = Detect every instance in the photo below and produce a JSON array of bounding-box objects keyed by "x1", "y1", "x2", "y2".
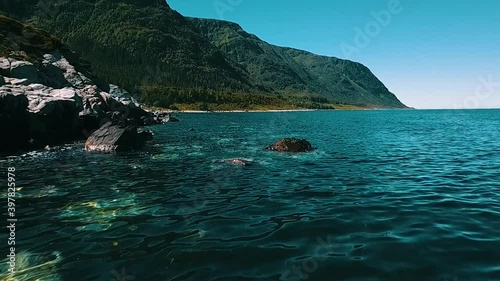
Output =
[
  {"x1": 189, "y1": 18, "x2": 406, "y2": 108},
  {"x1": 0, "y1": 0, "x2": 261, "y2": 96},
  {"x1": 0, "y1": 0, "x2": 407, "y2": 109}
]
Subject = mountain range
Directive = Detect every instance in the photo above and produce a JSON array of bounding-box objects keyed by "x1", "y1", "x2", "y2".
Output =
[{"x1": 0, "y1": 0, "x2": 408, "y2": 109}]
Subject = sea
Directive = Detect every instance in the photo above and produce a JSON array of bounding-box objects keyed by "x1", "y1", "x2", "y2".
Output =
[{"x1": 1, "y1": 109, "x2": 499, "y2": 281}]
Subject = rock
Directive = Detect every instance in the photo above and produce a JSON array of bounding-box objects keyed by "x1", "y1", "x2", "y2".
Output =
[
  {"x1": 80, "y1": 85, "x2": 149, "y2": 126},
  {"x1": 26, "y1": 87, "x2": 84, "y2": 146},
  {"x1": 0, "y1": 92, "x2": 31, "y2": 152},
  {"x1": 266, "y1": 138, "x2": 313, "y2": 152},
  {"x1": 0, "y1": 58, "x2": 11, "y2": 76},
  {"x1": 50, "y1": 54, "x2": 94, "y2": 89},
  {"x1": 0, "y1": 52, "x2": 154, "y2": 154},
  {"x1": 84, "y1": 122, "x2": 151, "y2": 152},
  {"x1": 0, "y1": 17, "x2": 158, "y2": 154},
  {"x1": 156, "y1": 112, "x2": 179, "y2": 123},
  {"x1": 4, "y1": 77, "x2": 30, "y2": 86},
  {"x1": 138, "y1": 129, "x2": 154, "y2": 142},
  {"x1": 224, "y1": 159, "x2": 252, "y2": 166},
  {"x1": 99, "y1": 92, "x2": 127, "y2": 112},
  {"x1": 27, "y1": 87, "x2": 83, "y2": 114},
  {"x1": 78, "y1": 108, "x2": 101, "y2": 134},
  {"x1": 108, "y1": 84, "x2": 140, "y2": 108},
  {"x1": 165, "y1": 114, "x2": 180, "y2": 122},
  {"x1": 140, "y1": 112, "x2": 179, "y2": 125},
  {"x1": 140, "y1": 115, "x2": 155, "y2": 126},
  {"x1": 10, "y1": 60, "x2": 41, "y2": 84},
  {"x1": 42, "y1": 63, "x2": 71, "y2": 88}
]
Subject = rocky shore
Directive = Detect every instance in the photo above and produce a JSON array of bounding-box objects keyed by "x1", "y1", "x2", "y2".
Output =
[
  {"x1": 0, "y1": 15, "x2": 313, "y2": 156},
  {"x1": 0, "y1": 52, "x2": 168, "y2": 154},
  {"x1": 0, "y1": 52, "x2": 314, "y2": 155}
]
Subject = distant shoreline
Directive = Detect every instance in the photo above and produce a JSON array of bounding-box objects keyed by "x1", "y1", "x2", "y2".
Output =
[
  {"x1": 181, "y1": 109, "x2": 319, "y2": 113},
  {"x1": 145, "y1": 107, "x2": 413, "y2": 113}
]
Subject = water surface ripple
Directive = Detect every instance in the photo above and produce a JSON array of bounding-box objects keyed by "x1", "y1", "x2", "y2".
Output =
[{"x1": 1, "y1": 110, "x2": 499, "y2": 281}]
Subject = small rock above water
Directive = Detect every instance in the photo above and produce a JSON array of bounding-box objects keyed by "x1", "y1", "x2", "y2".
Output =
[
  {"x1": 266, "y1": 138, "x2": 313, "y2": 152},
  {"x1": 224, "y1": 158, "x2": 253, "y2": 166}
]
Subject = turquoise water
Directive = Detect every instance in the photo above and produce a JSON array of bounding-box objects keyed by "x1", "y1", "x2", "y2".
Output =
[{"x1": 1, "y1": 110, "x2": 500, "y2": 281}]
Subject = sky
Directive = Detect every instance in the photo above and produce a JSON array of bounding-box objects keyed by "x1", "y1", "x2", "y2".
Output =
[{"x1": 168, "y1": 0, "x2": 500, "y2": 109}]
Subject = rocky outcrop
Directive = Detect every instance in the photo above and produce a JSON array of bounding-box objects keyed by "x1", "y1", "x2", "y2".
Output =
[
  {"x1": 10, "y1": 60, "x2": 41, "y2": 83},
  {"x1": 0, "y1": 54, "x2": 157, "y2": 153},
  {"x1": 141, "y1": 112, "x2": 180, "y2": 125},
  {"x1": 84, "y1": 122, "x2": 153, "y2": 152},
  {"x1": 266, "y1": 138, "x2": 313, "y2": 153},
  {"x1": 0, "y1": 15, "x2": 163, "y2": 154},
  {"x1": 0, "y1": 86, "x2": 83, "y2": 150}
]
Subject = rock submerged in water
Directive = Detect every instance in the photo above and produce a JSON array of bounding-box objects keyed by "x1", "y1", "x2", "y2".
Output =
[
  {"x1": 224, "y1": 158, "x2": 252, "y2": 166},
  {"x1": 84, "y1": 122, "x2": 153, "y2": 152},
  {"x1": 266, "y1": 138, "x2": 313, "y2": 152}
]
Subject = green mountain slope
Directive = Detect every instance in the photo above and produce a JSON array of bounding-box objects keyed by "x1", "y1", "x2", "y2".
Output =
[
  {"x1": 189, "y1": 18, "x2": 407, "y2": 108},
  {"x1": 0, "y1": 0, "x2": 407, "y2": 109},
  {"x1": 1, "y1": 0, "x2": 258, "y2": 92}
]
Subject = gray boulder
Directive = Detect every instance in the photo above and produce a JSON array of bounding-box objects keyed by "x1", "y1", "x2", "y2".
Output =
[
  {"x1": 10, "y1": 60, "x2": 41, "y2": 84},
  {"x1": 84, "y1": 122, "x2": 152, "y2": 152}
]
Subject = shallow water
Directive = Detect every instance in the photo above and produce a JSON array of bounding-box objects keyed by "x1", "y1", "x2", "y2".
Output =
[{"x1": 1, "y1": 110, "x2": 500, "y2": 281}]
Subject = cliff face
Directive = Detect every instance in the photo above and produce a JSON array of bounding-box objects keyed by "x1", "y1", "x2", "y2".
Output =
[{"x1": 0, "y1": 0, "x2": 407, "y2": 108}]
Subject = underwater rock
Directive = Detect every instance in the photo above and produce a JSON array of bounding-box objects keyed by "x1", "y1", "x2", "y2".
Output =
[{"x1": 224, "y1": 159, "x2": 252, "y2": 166}]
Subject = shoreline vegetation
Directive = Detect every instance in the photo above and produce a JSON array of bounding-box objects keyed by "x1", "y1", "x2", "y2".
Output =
[{"x1": 144, "y1": 104, "x2": 403, "y2": 113}]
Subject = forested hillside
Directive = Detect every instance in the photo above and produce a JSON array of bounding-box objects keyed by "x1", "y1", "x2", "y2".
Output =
[
  {"x1": 0, "y1": 0, "x2": 407, "y2": 109},
  {"x1": 189, "y1": 18, "x2": 406, "y2": 108}
]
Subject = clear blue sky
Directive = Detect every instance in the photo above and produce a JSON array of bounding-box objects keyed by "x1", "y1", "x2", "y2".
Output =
[{"x1": 168, "y1": 0, "x2": 500, "y2": 109}]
